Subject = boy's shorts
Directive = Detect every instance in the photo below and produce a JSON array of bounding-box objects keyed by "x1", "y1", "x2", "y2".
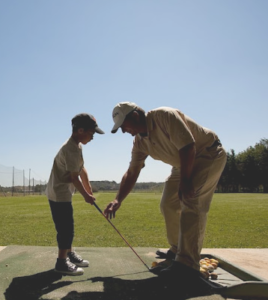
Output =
[{"x1": 49, "y1": 200, "x2": 74, "y2": 249}]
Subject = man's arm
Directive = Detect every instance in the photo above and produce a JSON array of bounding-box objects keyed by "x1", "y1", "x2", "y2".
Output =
[
  {"x1": 178, "y1": 142, "x2": 196, "y2": 200},
  {"x1": 104, "y1": 166, "x2": 141, "y2": 218}
]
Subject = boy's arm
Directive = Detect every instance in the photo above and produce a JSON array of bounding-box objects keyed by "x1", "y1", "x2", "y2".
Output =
[
  {"x1": 70, "y1": 169, "x2": 95, "y2": 204},
  {"x1": 79, "y1": 167, "x2": 93, "y2": 195}
]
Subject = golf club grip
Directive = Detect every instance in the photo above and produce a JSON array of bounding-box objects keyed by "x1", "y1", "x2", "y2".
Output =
[
  {"x1": 93, "y1": 202, "x2": 103, "y2": 214},
  {"x1": 93, "y1": 202, "x2": 149, "y2": 270}
]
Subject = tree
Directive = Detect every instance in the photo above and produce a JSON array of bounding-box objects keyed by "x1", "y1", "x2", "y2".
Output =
[
  {"x1": 237, "y1": 147, "x2": 260, "y2": 192},
  {"x1": 254, "y1": 139, "x2": 268, "y2": 192},
  {"x1": 219, "y1": 149, "x2": 241, "y2": 192}
]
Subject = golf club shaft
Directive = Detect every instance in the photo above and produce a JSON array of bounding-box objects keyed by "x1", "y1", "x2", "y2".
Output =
[{"x1": 93, "y1": 202, "x2": 150, "y2": 270}]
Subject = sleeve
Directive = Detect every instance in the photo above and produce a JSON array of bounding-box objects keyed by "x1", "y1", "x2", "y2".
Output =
[
  {"x1": 64, "y1": 146, "x2": 84, "y2": 173},
  {"x1": 129, "y1": 137, "x2": 148, "y2": 170}
]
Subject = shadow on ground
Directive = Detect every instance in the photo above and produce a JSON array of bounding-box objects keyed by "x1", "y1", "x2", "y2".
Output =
[
  {"x1": 4, "y1": 269, "x2": 69, "y2": 300},
  {"x1": 4, "y1": 270, "x2": 218, "y2": 300}
]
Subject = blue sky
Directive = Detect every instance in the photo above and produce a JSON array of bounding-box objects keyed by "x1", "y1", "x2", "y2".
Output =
[{"x1": 0, "y1": 0, "x2": 267, "y2": 185}]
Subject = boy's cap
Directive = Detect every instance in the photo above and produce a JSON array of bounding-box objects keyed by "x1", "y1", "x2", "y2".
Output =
[
  {"x1": 111, "y1": 102, "x2": 137, "y2": 133},
  {"x1": 72, "y1": 113, "x2": 104, "y2": 134}
]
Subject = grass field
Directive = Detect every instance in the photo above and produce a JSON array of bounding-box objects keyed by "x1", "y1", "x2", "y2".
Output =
[{"x1": 0, "y1": 193, "x2": 267, "y2": 248}]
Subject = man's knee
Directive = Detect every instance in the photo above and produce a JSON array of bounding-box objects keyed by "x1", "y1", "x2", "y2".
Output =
[{"x1": 160, "y1": 194, "x2": 181, "y2": 215}]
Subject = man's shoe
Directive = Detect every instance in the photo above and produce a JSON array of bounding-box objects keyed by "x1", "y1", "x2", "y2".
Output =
[
  {"x1": 160, "y1": 261, "x2": 212, "y2": 296},
  {"x1": 149, "y1": 259, "x2": 173, "y2": 275},
  {"x1": 67, "y1": 251, "x2": 89, "y2": 267},
  {"x1": 55, "y1": 258, "x2": 84, "y2": 276},
  {"x1": 155, "y1": 249, "x2": 176, "y2": 260},
  {"x1": 159, "y1": 260, "x2": 200, "y2": 281}
]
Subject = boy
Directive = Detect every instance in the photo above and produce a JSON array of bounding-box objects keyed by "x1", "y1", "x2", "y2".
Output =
[{"x1": 46, "y1": 113, "x2": 104, "y2": 276}]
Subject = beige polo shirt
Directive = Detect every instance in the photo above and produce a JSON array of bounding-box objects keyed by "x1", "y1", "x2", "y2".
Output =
[
  {"x1": 45, "y1": 137, "x2": 84, "y2": 202},
  {"x1": 129, "y1": 107, "x2": 218, "y2": 170}
]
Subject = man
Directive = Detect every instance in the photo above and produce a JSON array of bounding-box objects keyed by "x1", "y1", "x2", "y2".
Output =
[{"x1": 104, "y1": 102, "x2": 227, "y2": 281}]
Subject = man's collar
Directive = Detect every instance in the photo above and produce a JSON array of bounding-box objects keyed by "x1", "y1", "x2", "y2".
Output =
[
  {"x1": 146, "y1": 111, "x2": 154, "y2": 133},
  {"x1": 139, "y1": 132, "x2": 148, "y2": 137},
  {"x1": 138, "y1": 112, "x2": 153, "y2": 138}
]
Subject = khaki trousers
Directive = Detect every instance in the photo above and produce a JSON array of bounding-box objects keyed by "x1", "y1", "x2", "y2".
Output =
[{"x1": 160, "y1": 144, "x2": 227, "y2": 270}]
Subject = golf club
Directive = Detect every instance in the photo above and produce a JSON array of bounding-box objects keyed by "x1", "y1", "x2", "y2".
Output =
[{"x1": 93, "y1": 202, "x2": 150, "y2": 271}]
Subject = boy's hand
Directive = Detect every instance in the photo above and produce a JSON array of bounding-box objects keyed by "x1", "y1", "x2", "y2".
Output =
[
  {"x1": 104, "y1": 200, "x2": 121, "y2": 219},
  {"x1": 84, "y1": 194, "x2": 95, "y2": 205}
]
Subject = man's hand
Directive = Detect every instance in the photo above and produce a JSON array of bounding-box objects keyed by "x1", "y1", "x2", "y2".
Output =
[
  {"x1": 103, "y1": 168, "x2": 140, "y2": 219},
  {"x1": 178, "y1": 142, "x2": 196, "y2": 201},
  {"x1": 104, "y1": 199, "x2": 121, "y2": 219},
  {"x1": 179, "y1": 178, "x2": 195, "y2": 201},
  {"x1": 84, "y1": 194, "x2": 95, "y2": 205}
]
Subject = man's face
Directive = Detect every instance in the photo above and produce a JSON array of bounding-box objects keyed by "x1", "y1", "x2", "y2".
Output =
[
  {"x1": 120, "y1": 111, "x2": 147, "y2": 136},
  {"x1": 120, "y1": 118, "x2": 138, "y2": 136}
]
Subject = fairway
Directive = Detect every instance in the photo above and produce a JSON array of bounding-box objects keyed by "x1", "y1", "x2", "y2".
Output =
[{"x1": 0, "y1": 193, "x2": 267, "y2": 248}]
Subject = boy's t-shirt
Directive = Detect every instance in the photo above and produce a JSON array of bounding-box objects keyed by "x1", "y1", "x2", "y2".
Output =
[{"x1": 45, "y1": 137, "x2": 84, "y2": 202}]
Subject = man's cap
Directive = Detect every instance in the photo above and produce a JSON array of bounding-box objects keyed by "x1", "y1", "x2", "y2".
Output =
[
  {"x1": 72, "y1": 113, "x2": 104, "y2": 134},
  {"x1": 111, "y1": 102, "x2": 137, "y2": 133}
]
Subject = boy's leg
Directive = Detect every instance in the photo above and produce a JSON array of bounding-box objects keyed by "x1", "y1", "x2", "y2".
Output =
[
  {"x1": 58, "y1": 249, "x2": 70, "y2": 259},
  {"x1": 49, "y1": 200, "x2": 84, "y2": 275},
  {"x1": 49, "y1": 200, "x2": 74, "y2": 252}
]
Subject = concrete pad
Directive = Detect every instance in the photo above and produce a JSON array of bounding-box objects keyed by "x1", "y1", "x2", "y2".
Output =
[
  {"x1": 1, "y1": 246, "x2": 267, "y2": 300},
  {"x1": 0, "y1": 246, "x2": 225, "y2": 300}
]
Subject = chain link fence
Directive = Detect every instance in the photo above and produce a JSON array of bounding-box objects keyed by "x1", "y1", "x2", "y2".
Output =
[{"x1": 0, "y1": 164, "x2": 47, "y2": 196}]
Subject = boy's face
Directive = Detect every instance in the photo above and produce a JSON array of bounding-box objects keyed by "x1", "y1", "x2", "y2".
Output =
[{"x1": 78, "y1": 128, "x2": 95, "y2": 144}]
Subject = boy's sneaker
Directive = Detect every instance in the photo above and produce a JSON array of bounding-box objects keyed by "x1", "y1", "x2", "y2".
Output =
[
  {"x1": 67, "y1": 251, "x2": 89, "y2": 267},
  {"x1": 55, "y1": 258, "x2": 84, "y2": 276}
]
